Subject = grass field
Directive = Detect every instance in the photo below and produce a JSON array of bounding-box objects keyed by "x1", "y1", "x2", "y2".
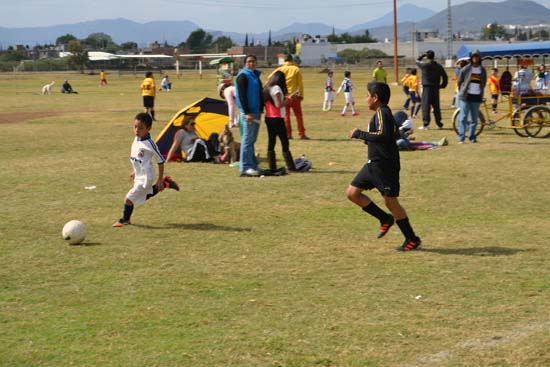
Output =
[{"x1": 1, "y1": 67, "x2": 549, "y2": 367}]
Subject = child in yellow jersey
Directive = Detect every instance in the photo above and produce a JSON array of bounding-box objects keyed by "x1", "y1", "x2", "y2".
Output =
[
  {"x1": 488, "y1": 68, "x2": 500, "y2": 113},
  {"x1": 406, "y1": 69, "x2": 421, "y2": 118},
  {"x1": 140, "y1": 71, "x2": 156, "y2": 121},
  {"x1": 401, "y1": 67, "x2": 412, "y2": 109}
]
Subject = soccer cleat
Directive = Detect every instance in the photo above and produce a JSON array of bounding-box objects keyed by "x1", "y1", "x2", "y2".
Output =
[
  {"x1": 300, "y1": 135, "x2": 311, "y2": 140},
  {"x1": 112, "y1": 219, "x2": 131, "y2": 227},
  {"x1": 396, "y1": 237, "x2": 422, "y2": 252},
  {"x1": 439, "y1": 137, "x2": 448, "y2": 146},
  {"x1": 163, "y1": 176, "x2": 180, "y2": 191},
  {"x1": 352, "y1": 112, "x2": 360, "y2": 116},
  {"x1": 377, "y1": 216, "x2": 395, "y2": 239}
]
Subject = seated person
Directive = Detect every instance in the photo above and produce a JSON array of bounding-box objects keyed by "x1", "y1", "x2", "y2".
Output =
[
  {"x1": 166, "y1": 119, "x2": 221, "y2": 162},
  {"x1": 394, "y1": 111, "x2": 447, "y2": 151},
  {"x1": 513, "y1": 65, "x2": 533, "y2": 95},
  {"x1": 160, "y1": 75, "x2": 171, "y2": 92},
  {"x1": 61, "y1": 80, "x2": 78, "y2": 94}
]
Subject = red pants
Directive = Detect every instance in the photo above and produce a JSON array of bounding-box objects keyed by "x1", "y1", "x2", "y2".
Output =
[{"x1": 284, "y1": 98, "x2": 306, "y2": 138}]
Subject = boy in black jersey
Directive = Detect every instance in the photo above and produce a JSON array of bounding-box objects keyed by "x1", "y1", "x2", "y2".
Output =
[{"x1": 346, "y1": 81, "x2": 421, "y2": 251}]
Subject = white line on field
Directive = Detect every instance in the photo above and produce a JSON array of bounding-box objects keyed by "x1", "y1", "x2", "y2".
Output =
[{"x1": 400, "y1": 320, "x2": 550, "y2": 366}]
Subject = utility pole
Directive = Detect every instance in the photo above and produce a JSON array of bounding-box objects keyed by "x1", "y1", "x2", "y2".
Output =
[
  {"x1": 393, "y1": 0, "x2": 399, "y2": 83},
  {"x1": 447, "y1": 0, "x2": 453, "y2": 66}
]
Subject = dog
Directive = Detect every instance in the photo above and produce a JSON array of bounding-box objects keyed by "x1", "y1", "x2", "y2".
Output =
[
  {"x1": 218, "y1": 125, "x2": 240, "y2": 164},
  {"x1": 41, "y1": 81, "x2": 55, "y2": 95}
]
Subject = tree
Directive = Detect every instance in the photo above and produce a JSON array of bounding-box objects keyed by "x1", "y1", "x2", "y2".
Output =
[
  {"x1": 245, "y1": 33, "x2": 249, "y2": 47},
  {"x1": 480, "y1": 23, "x2": 509, "y2": 41},
  {"x1": 268, "y1": 30, "x2": 272, "y2": 46},
  {"x1": 211, "y1": 36, "x2": 233, "y2": 53},
  {"x1": 83, "y1": 32, "x2": 115, "y2": 50},
  {"x1": 120, "y1": 42, "x2": 138, "y2": 51},
  {"x1": 67, "y1": 40, "x2": 89, "y2": 72},
  {"x1": 186, "y1": 28, "x2": 213, "y2": 54},
  {"x1": 337, "y1": 49, "x2": 361, "y2": 64},
  {"x1": 56, "y1": 34, "x2": 77, "y2": 46}
]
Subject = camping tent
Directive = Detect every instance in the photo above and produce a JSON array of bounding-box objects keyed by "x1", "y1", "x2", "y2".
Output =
[
  {"x1": 155, "y1": 97, "x2": 229, "y2": 160},
  {"x1": 457, "y1": 42, "x2": 550, "y2": 60}
]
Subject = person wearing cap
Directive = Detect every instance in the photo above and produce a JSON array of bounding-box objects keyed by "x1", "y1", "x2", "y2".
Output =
[
  {"x1": 165, "y1": 119, "x2": 221, "y2": 162},
  {"x1": 416, "y1": 50, "x2": 448, "y2": 129},
  {"x1": 322, "y1": 70, "x2": 335, "y2": 111},
  {"x1": 218, "y1": 83, "x2": 239, "y2": 129},
  {"x1": 457, "y1": 49, "x2": 487, "y2": 144}
]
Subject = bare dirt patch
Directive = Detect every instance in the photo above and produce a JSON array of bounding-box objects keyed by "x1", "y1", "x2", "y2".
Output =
[{"x1": 0, "y1": 111, "x2": 63, "y2": 124}]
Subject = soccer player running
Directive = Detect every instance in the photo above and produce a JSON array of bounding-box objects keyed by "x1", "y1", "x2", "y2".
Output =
[{"x1": 346, "y1": 81, "x2": 421, "y2": 251}]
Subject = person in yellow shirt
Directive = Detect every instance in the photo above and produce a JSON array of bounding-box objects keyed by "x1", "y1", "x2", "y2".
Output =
[
  {"x1": 269, "y1": 54, "x2": 309, "y2": 139},
  {"x1": 140, "y1": 71, "x2": 156, "y2": 121},
  {"x1": 488, "y1": 68, "x2": 500, "y2": 113},
  {"x1": 372, "y1": 60, "x2": 387, "y2": 83},
  {"x1": 406, "y1": 69, "x2": 421, "y2": 118},
  {"x1": 100, "y1": 69, "x2": 107, "y2": 86},
  {"x1": 400, "y1": 67, "x2": 412, "y2": 109}
]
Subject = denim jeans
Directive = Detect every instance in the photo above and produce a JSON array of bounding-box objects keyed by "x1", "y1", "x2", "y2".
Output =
[
  {"x1": 458, "y1": 99, "x2": 481, "y2": 142},
  {"x1": 239, "y1": 113, "x2": 260, "y2": 172}
]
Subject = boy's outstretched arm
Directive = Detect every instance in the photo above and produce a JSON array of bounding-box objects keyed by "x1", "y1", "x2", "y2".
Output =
[{"x1": 156, "y1": 163, "x2": 165, "y2": 191}]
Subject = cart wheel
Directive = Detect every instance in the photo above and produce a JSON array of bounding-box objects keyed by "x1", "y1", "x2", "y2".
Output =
[
  {"x1": 452, "y1": 108, "x2": 485, "y2": 136},
  {"x1": 511, "y1": 107, "x2": 529, "y2": 137},
  {"x1": 523, "y1": 105, "x2": 550, "y2": 138}
]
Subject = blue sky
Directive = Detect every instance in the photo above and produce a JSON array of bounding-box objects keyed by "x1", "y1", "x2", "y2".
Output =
[{"x1": 3, "y1": 0, "x2": 550, "y2": 32}]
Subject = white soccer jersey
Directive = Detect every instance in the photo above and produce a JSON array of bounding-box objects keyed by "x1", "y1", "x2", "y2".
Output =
[{"x1": 130, "y1": 134, "x2": 165, "y2": 188}]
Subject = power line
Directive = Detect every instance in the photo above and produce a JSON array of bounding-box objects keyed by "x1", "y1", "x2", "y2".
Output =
[{"x1": 163, "y1": 0, "x2": 388, "y2": 9}]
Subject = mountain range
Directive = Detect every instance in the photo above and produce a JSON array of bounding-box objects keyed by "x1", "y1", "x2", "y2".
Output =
[{"x1": 1, "y1": 1, "x2": 550, "y2": 47}]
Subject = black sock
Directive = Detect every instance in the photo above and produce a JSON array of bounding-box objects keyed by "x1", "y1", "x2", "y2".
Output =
[
  {"x1": 492, "y1": 103, "x2": 497, "y2": 111},
  {"x1": 396, "y1": 217, "x2": 417, "y2": 240},
  {"x1": 146, "y1": 185, "x2": 159, "y2": 200},
  {"x1": 151, "y1": 110, "x2": 156, "y2": 120},
  {"x1": 123, "y1": 203, "x2": 134, "y2": 222},
  {"x1": 362, "y1": 202, "x2": 391, "y2": 222}
]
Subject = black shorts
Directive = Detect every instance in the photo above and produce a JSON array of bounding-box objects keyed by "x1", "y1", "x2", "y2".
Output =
[
  {"x1": 143, "y1": 96, "x2": 155, "y2": 108},
  {"x1": 351, "y1": 160, "x2": 400, "y2": 197}
]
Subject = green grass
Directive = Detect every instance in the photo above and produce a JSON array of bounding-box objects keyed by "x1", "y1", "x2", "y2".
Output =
[{"x1": 1, "y1": 68, "x2": 549, "y2": 367}]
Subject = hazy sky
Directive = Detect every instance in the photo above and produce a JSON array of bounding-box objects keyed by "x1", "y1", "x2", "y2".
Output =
[{"x1": 3, "y1": 0, "x2": 550, "y2": 32}]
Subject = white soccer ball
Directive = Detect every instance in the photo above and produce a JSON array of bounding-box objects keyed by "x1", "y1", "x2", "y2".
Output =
[{"x1": 62, "y1": 220, "x2": 86, "y2": 245}]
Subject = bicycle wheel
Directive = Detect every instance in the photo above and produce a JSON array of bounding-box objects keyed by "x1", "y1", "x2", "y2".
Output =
[
  {"x1": 452, "y1": 108, "x2": 484, "y2": 136},
  {"x1": 523, "y1": 105, "x2": 550, "y2": 138},
  {"x1": 511, "y1": 106, "x2": 529, "y2": 137}
]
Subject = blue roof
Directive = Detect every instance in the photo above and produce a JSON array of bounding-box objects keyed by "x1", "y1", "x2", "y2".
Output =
[{"x1": 457, "y1": 42, "x2": 550, "y2": 60}]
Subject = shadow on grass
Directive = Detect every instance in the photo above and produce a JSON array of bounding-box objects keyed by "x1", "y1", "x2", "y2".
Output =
[
  {"x1": 133, "y1": 222, "x2": 252, "y2": 232},
  {"x1": 73, "y1": 241, "x2": 102, "y2": 246},
  {"x1": 422, "y1": 246, "x2": 533, "y2": 257},
  {"x1": 309, "y1": 169, "x2": 357, "y2": 174}
]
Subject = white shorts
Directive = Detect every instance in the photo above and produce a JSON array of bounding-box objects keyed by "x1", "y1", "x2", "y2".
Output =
[
  {"x1": 126, "y1": 177, "x2": 154, "y2": 204},
  {"x1": 324, "y1": 91, "x2": 334, "y2": 102},
  {"x1": 344, "y1": 92, "x2": 355, "y2": 104}
]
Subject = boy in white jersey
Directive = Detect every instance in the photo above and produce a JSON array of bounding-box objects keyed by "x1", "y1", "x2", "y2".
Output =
[
  {"x1": 113, "y1": 113, "x2": 180, "y2": 227},
  {"x1": 337, "y1": 71, "x2": 359, "y2": 116},
  {"x1": 322, "y1": 70, "x2": 335, "y2": 111}
]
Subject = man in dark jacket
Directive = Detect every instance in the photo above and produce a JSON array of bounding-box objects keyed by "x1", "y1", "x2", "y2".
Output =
[{"x1": 416, "y1": 50, "x2": 448, "y2": 129}]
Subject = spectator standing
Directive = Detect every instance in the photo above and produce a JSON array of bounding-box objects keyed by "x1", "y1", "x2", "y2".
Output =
[
  {"x1": 457, "y1": 49, "x2": 487, "y2": 143},
  {"x1": 236, "y1": 55, "x2": 264, "y2": 177},
  {"x1": 416, "y1": 50, "x2": 448, "y2": 129},
  {"x1": 372, "y1": 60, "x2": 387, "y2": 83},
  {"x1": 487, "y1": 68, "x2": 500, "y2": 113},
  {"x1": 270, "y1": 54, "x2": 309, "y2": 140}
]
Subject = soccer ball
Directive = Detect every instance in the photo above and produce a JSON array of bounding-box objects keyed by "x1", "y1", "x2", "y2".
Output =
[{"x1": 62, "y1": 220, "x2": 86, "y2": 245}]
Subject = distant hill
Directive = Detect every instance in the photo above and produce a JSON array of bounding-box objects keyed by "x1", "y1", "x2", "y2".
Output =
[
  {"x1": 1, "y1": 1, "x2": 550, "y2": 47},
  {"x1": 0, "y1": 18, "x2": 200, "y2": 47},
  {"x1": 348, "y1": 3, "x2": 435, "y2": 32},
  {"x1": 418, "y1": 0, "x2": 550, "y2": 34}
]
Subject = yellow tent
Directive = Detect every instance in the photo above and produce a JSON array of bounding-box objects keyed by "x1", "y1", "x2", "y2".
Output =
[{"x1": 155, "y1": 97, "x2": 229, "y2": 160}]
